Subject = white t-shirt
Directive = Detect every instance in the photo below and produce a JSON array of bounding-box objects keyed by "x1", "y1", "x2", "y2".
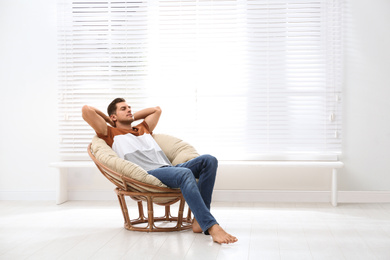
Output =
[{"x1": 97, "y1": 121, "x2": 171, "y2": 171}]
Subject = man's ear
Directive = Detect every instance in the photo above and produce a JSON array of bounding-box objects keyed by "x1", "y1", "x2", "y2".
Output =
[{"x1": 110, "y1": 114, "x2": 117, "y2": 122}]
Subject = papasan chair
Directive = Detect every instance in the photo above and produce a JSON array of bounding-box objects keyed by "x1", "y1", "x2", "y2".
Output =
[{"x1": 88, "y1": 133, "x2": 199, "y2": 232}]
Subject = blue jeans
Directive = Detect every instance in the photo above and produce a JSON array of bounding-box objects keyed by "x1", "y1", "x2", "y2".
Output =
[{"x1": 147, "y1": 154, "x2": 218, "y2": 233}]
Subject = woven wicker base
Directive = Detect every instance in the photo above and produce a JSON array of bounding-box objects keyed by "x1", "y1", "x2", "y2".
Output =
[{"x1": 116, "y1": 188, "x2": 193, "y2": 232}]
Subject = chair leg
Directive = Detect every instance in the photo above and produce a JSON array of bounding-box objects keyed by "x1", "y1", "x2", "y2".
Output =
[
  {"x1": 164, "y1": 205, "x2": 171, "y2": 221},
  {"x1": 186, "y1": 207, "x2": 192, "y2": 223},
  {"x1": 137, "y1": 201, "x2": 147, "y2": 221},
  {"x1": 175, "y1": 198, "x2": 186, "y2": 229},
  {"x1": 146, "y1": 196, "x2": 155, "y2": 231},
  {"x1": 116, "y1": 192, "x2": 132, "y2": 230}
]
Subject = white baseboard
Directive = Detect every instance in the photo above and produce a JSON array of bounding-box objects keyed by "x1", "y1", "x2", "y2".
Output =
[
  {"x1": 1, "y1": 190, "x2": 390, "y2": 203},
  {"x1": 0, "y1": 190, "x2": 56, "y2": 201},
  {"x1": 67, "y1": 190, "x2": 117, "y2": 201},
  {"x1": 213, "y1": 190, "x2": 390, "y2": 203},
  {"x1": 338, "y1": 191, "x2": 390, "y2": 203},
  {"x1": 213, "y1": 190, "x2": 330, "y2": 203}
]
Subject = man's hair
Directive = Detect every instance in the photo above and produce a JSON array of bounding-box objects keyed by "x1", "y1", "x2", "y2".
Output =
[{"x1": 107, "y1": 98, "x2": 126, "y2": 116}]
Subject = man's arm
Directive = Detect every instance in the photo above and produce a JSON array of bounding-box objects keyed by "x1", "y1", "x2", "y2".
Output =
[
  {"x1": 134, "y1": 106, "x2": 162, "y2": 132},
  {"x1": 81, "y1": 105, "x2": 114, "y2": 136}
]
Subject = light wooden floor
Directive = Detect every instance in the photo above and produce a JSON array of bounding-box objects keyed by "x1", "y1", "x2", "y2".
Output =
[{"x1": 1, "y1": 200, "x2": 390, "y2": 260}]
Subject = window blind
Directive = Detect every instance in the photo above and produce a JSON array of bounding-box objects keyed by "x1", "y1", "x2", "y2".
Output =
[{"x1": 58, "y1": 0, "x2": 343, "y2": 161}]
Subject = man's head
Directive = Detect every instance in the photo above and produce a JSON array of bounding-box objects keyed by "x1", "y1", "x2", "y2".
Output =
[
  {"x1": 107, "y1": 98, "x2": 133, "y2": 126},
  {"x1": 107, "y1": 97, "x2": 126, "y2": 116}
]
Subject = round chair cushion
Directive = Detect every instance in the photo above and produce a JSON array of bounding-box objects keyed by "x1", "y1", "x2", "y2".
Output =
[{"x1": 90, "y1": 133, "x2": 199, "y2": 188}]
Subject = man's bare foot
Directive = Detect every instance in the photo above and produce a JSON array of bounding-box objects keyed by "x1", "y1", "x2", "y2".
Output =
[
  {"x1": 192, "y1": 218, "x2": 202, "y2": 233},
  {"x1": 208, "y1": 224, "x2": 238, "y2": 244}
]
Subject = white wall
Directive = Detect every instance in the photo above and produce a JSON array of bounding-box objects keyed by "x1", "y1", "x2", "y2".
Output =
[
  {"x1": 0, "y1": 0, "x2": 59, "y2": 198},
  {"x1": 339, "y1": 0, "x2": 390, "y2": 191},
  {"x1": 0, "y1": 0, "x2": 389, "y2": 201}
]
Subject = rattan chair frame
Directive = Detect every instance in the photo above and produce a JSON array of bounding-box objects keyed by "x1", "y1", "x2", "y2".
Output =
[{"x1": 88, "y1": 143, "x2": 193, "y2": 232}]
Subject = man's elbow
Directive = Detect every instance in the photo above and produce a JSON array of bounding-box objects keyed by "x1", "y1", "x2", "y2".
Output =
[
  {"x1": 155, "y1": 106, "x2": 162, "y2": 114},
  {"x1": 81, "y1": 105, "x2": 92, "y2": 120}
]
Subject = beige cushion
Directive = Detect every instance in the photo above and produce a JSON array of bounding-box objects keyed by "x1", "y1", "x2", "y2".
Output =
[
  {"x1": 90, "y1": 133, "x2": 199, "y2": 188},
  {"x1": 91, "y1": 136, "x2": 166, "y2": 187},
  {"x1": 153, "y1": 133, "x2": 199, "y2": 166}
]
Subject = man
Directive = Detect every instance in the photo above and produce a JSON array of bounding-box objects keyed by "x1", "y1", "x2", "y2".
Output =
[{"x1": 82, "y1": 98, "x2": 238, "y2": 244}]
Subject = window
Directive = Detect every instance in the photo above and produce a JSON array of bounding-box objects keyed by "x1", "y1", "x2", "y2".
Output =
[{"x1": 58, "y1": 0, "x2": 343, "y2": 160}]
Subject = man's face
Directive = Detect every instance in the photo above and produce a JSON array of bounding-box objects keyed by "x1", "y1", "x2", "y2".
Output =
[{"x1": 111, "y1": 101, "x2": 133, "y2": 124}]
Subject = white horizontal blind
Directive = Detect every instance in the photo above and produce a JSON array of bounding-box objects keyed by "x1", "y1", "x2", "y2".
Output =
[
  {"x1": 58, "y1": 0, "x2": 343, "y2": 160},
  {"x1": 58, "y1": 0, "x2": 151, "y2": 159}
]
